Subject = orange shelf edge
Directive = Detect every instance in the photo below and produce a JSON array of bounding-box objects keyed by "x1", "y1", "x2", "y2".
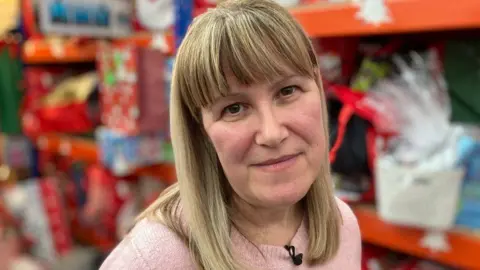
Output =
[
  {"x1": 36, "y1": 134, "x2": 176, "y2": 185},
  {"x1": 24, "y1": 0, "x2": 480, "y2": 63},
  {"x1": 353, "y1": 205, "x2": 480, "y2": 269},
  {"x1": 37, "y1": 134, "x2": 480, "y2": 268},
  {"x1": 291, "y1": 0, "x2": 480, "y2": 37},
  {"x1": 22, "y1": 34, "x2": 175, "y2": 64}
]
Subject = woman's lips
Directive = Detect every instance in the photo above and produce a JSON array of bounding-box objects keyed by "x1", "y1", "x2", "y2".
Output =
[{"x1": 253, "y1": 154, "x2": 300, "y2": 172}]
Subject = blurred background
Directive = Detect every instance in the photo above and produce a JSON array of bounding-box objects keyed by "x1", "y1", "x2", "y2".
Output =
[{"x1": 0, "y1": 0, "x2": 478, "y2": 269}]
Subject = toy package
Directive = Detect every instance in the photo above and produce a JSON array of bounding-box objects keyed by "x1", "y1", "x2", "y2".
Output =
[
  {"x1": 37, "y1": 0, "x2": 133, "y2": 38},
  {"x1": 37, "y1": 153, "x2": 120, "y2": 253},
  {"x1": 97, "y1": 42, "x2": 169, "y2": 135},
  {"x1": 96, "y1": 127, "x2": 173, "y2": 176}
]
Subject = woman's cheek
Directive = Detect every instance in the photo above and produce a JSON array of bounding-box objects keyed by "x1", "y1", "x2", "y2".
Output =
[
  {"x1": 286, "y1": 96, "x2": 325, "y2": 145},
  {"x1": 207, "y1": 121, "x2": 254, "y2": 164}
]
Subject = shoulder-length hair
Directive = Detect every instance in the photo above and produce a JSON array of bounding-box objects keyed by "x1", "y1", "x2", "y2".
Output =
[{"x1": 138, "y1": 0, "x2": 341, "y2": 269}]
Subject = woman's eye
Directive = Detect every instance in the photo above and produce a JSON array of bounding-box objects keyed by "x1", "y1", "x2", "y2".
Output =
[
  {"x1": 279, "y1": 86, "x2": 297, "y2": 97},
  {"x1": 222, "y1": 103, "x2": 244, "y2": 116}
]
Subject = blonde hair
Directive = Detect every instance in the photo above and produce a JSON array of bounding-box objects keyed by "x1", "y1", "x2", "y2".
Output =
[{"x1": 138, "y1": 0, "x2": 341, "y2": 269}]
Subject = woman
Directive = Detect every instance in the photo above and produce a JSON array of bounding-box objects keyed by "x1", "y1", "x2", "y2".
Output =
[{"x1": 100, "y1": 0, "x2": 361, "y2": 269}]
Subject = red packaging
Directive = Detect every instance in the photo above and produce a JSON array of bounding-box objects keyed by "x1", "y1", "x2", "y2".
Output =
[
  {"x1": 315, "y1": 37, "x2": 360, "y2": 88},
  {"x1": 22, "y1": 67, "x2": 97, "y2": 136},
  {"x1": 2, "y1": 178, "x2": 73, "y2": 264},
  {"x1": 97, "y1": 42, "x2": 168, "y2": 135}
]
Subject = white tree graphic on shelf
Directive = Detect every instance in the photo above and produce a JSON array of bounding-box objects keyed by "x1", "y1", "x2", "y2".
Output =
[{"x1": 355, "y1": 0, "x2": 392, "y2": 26}]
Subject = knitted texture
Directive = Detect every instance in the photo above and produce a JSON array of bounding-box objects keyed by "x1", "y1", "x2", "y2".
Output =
[{"x1": 100, "y1": 198, "x2": 361, "y2": 269}]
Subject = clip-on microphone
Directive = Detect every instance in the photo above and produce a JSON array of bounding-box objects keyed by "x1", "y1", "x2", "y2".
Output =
[{"x1": 284, "y1": 245, "x2": 303, "y2": 266}]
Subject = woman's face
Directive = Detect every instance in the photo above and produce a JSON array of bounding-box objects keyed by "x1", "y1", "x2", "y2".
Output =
[{"x1": 201, "y1": 70, "x2": 326, "y2": 209}]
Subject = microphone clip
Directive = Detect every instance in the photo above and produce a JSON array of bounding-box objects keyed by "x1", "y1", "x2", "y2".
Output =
[{"x1": 284, "y1": 245, "x2": 303, "y2": 266}]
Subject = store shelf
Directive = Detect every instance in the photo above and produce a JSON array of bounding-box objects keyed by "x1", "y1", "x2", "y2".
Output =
[
  {"x1": 23, "y1": 0, "x2": 480, "y2": 63},
  {"x1": 22, "y1": 34, "x2": 175, "y2": 64},
  {"x1": 35, "y1": 134, "x2": 480, "y2": 268},
  {"x1": 291, "y1": 0, "x2": 480, "y2": 37},
  {"x1": 35, "y1": 134, "x2": 176, "y2": 185},
  {"x1": 353, "y1": 205, "x2": 480, "y2": 269}
]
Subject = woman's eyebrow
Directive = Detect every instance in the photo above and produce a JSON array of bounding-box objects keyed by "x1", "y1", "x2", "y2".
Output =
[
  {"x1": 270, "y1": 75, "x2": 300, "y2": 90},
  {"x1": 209, "y1": 92, "x2": 245, "y2": 109}
]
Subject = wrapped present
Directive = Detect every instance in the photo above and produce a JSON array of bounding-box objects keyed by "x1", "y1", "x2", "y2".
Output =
[
  {"x1": 96, "y1": 127, "x2": 173, "y2": 176},
  {"x1": 81, "y1": 165, "x2": 127, "y2": 244},
  {"x1": 22, "y1": 72, "x2": 99, "y2": 136},
  {"x1": 23, "y1": 67, "x2": 75, "y2": 102},
  {"x1": 22, "y1": 67, "x2": 94, "y2": 136},
  {"x1": 97, "y1": 42, "x2": 169, "y2": 135}
]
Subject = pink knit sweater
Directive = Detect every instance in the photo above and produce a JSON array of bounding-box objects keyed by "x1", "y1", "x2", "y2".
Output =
[{"x1": 100, "y1": 198, "x2": 361, "y2": 269}]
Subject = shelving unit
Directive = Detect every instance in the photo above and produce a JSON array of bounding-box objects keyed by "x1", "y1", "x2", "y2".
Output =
[
  {"x1": 24, "y1": 0, "x2": 480, "y2": 64},
  {"x1": 22, "y1": 34, "x2": 175, "y2": 64},
  {"x1": 35, "y1": 134, "x2": 176, "y2": 185},
  {"x1": 291, "y1": 0, "x2": 480, "y2": 37},
  {"x1": 354, "y1": 205, "x2": 480, "y2": 269},
  {"x1": 36, "y1": 135, "x2": 480, "y2": 269},
  {"x1": 22, "y1": 0, "x2": 480, "y2": 267}
]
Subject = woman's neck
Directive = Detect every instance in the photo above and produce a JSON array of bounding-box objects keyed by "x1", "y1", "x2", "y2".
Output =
[{"x1": 231, "y1": 196, "x2": 304, "y2": 246}]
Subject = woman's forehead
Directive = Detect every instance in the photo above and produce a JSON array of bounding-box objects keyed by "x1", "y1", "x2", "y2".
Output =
[
  {"x1": 174, "y1": 1, "x2": 318, "y2": 115},
  {"x1": 223, "y1": 64, "x2": 298, "y2": 90}
]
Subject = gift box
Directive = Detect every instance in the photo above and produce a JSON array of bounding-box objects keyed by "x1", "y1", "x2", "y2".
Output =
[
  {"x1": 23, "y1": 72, "x2": 99, "y2": 136},
  {"x1": 23, "y1": 66, "x2": 87, "y2": 109},
  {"x1": 2, "y1": 178, "x2": 73, "y2": 264},
  {"x1": 97, "y1": 42, "x2": 169, "y2": 135},
  {"x1": 80, "y1": 164, "x2": 127, "y2": 244},
  {"x1": 96, "y1": 127, "x2": 173, "y2": 176}
]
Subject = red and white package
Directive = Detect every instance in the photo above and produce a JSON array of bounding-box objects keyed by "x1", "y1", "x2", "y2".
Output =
[{"x1": 2, "y1": 178, "x2": 73, "y2": 264}]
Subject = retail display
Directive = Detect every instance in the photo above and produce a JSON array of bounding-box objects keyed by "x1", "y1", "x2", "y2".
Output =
[
  {"x1": 37, "y1": 0, "x2": 133, "y2": 37},
  {"x1": 96, "y1": 127, "x2": 173, "y2": 176},
  {"x1": 97, "y1": 43, "x2": 168, "y2": 135},
  {"x1": 0, "y1": 135, "x2": 33, "y2": 182},
  {"x1": 2, "y1": 177, "x2": 73, "y2": 264},
  {"x1": 0, "y1": 0, "x2": 478, "y2": 269}
]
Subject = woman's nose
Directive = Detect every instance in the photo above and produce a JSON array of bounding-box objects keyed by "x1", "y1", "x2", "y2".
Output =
[{"x1": 254, "y1": 108, "x2": 289, "y2": 147}]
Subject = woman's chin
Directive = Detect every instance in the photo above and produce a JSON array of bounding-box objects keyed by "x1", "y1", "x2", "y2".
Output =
[{"x1": 254, "y1": 184, "x2": 310, "y2": 208}]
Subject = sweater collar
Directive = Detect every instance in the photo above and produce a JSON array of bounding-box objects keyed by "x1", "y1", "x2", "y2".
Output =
[{"x1": 230, "y1": 216, "x2": 309, "y2": 267}]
